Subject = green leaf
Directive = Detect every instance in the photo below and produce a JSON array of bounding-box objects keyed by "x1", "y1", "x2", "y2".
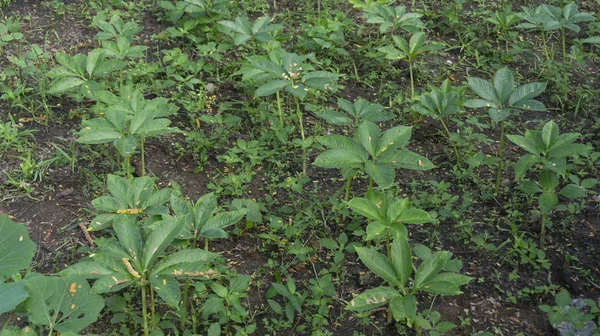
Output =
[
  {"x1": 428, "y1": 272, "x2": 472, "y2": 286},
  {"x1": 538, "y1": 192, "x2": 558, "y2": 214},
  {"x1": 355, "y1": 247, "x2": 400, "y2": 286},
  {"x1": 151, "y1": 249, "x2": 217, "y2": 276},
  {"x1": 59, "y1": 261, "x2": 115, "y2": 278},
  {"x1": 0, "y1": 214, "x2": 36, "y2": 280},
  {"x1": 508, "y1": 82, "x2": 546, "y2": 108},
  {"x1": 493, "y1": 67, "x2": 515, "y2": 103},
  {"x1": 347, "y1": 198, "x2": 382, "y2": 221},
  {"x1": 377, "y1": 126, "x2": 412, "y2": 155},
  {"x1": 0, "y1": 282, "x2": 29, "y2": 315},
  {"x1": 113, "y1": 135, "x2": 138, "y2": 157},
  {"x1": 541, "y1": 120, "x2": 558, "y2": 150},
  {"x1": 91, "y1": 272, "x2": 134, "y2": 293},
  {"x1": 395, "y1": 208, "x2": 432, "y2": 224},
  {"x1": 318, "y1": 238, "x2": 339, "y2": 250},
  {"x1": 365, "y1": 221, "x2": 387, "y2": 241},
  {"x1": 506, "y1": 134, "x2": 541, "y2": 156},
  {"x1": 555, "y1": 289, "x2": 571, "y2": 306},
  {"x1": 391, "y1": 235, "x2": 412, "y2": 288},
  {"x1": 513, "y1": 154, "x2": 537, "y2": 180},
  {"x1": 380, "y1": 149, "x2": 434, "y2": 171},
  {"x1": 421, "y1": 281, "x2": 462, "y2": 295},
  {"x1": 313, "y1": 148, "x2": 366, "y2": 169},
  {"x1": 346, "y1": 287, "x2": 399, "y2": 312},
  {"x1": 466, "y1": 77, "x2": 498, "y2": 104},
  {"x1": 318, "y1": 135, "x2": 364, "y2": 152},
  {"x1": 207, "y1": 322, "x2": 221, "y2": 336},
  {"x1": 24, "y1": 275, "x2": 104, "y2": 334},
  {"x1": 356, "y1": 121, "x2": 381, "y2": 157},
  {"x1": 365, "y1": 161, "x2": 395, "y2": 189},
  {"x1": 201, "y1": 211, "x2": 245, "y2": 238},
  {"x1": 48, "y1": 77, "x2": 85, "y2": 94},
  {"x1": 150, "y1": 275, "x2": 180, "y2": 307},
  {"x1": 558, "y1": 184, "x2": 587, "y2": 199},
  {"x1": 255, "y1": 80, "x2": 288, "y2": 97},
  {"x1": 315, "y1": 109, "x2": 352, "y2": 125},
  {"x1": 390, "y1": 294, "x2": 417, "y2": 326},
  {"x1": 142, "y1": 217, "x2": 184, "y2": 270},
  {"x1": 414, "y1": 251, "x2": 449, "y2": 288}
]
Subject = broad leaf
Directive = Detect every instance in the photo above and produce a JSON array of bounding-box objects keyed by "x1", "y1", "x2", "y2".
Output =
[
  {"x1": 365, "y1": 161, "x2": 395, "y2": 189},
  {"x1": 347, "y1": 198, "x2": 382, "y2": 221},
  {"x1": 414, "y1": 251, "x2": 449, "y2": 288},
  {"x1": 355, "y1": 247, "x2": 400, "y2": 286},
  {"x1": 391, "y1": 236, "x2": 412, "y2": 288},
  {"x1": 24, "y1": 275, "x2": 104, "y2": 334},
  {"x1": 346, "y1": 287, "x2": 399, "y2": 312},
  {"x1": 0, "y1": 282, "x2": 29, "y2": 315},
  {"x1": 313, "y1": 148, "x2": 366, "y2": 169},
  {"x1": 0, "y1": 214, "x2": 36, "y2": 280},
  {"x1": 142, "y1": 217, "x2": 184, "y2": 269},
  {"x1": 150, "y1": 275, "x2": 180, "y2": 307}
]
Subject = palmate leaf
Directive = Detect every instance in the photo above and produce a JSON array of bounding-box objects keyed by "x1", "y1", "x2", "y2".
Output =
[
  {"x1": 24, "y1": 275, "x2": 104, "y2": 334},
  {"x1": 142, "y1": 217, "x2": 184, "y2": 270},
  {"x1": 414, "y1": 251, "x2": 449, "y2": 289},
  {"x1": 355, "y1": 247, "x2": 401, "y2": 286},
  {"x1": 493, "y1": 67, "x2": 515, "y2": 103},
  {"x1": 356, "y1": 121, "x2": 381, "y2": 157},
  {"x1": 0, "y1": 214, "x2": 36, "y2": 280},
  {"x1": 200, "y1": 210, "x2": 246, "y2": 239}
]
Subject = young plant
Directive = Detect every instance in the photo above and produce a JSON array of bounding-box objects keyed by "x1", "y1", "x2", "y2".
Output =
[
  {"x1": 361, "y1": 4, "x2": 425, "y2": 35},
  {"x1": 313, "y1": 120, "x2": 434, "y2": 198},
  {"x1": 218, "y1": 15, "x2": 283, "y2": 50},
  {"x1": 88, "y1": 174, "x2": 171, "y2": 231},
  {"x1": 412, "y1": 79, "x2": 463, "y2": 168},
  {"x1": 170, "y1": 192, "x2": 246, "y2": 250},
  {"x1": 539, "y1": 289, "x2": 600, "y2": 334},
  {"x1": 378, "y1": 32, "x2": 443, "y2": 100},
  {"x1": 486, "y1": 10, "x2": 520, "y2": 54},
  {"x1": 47, "y1": 49, "x2": 126, "y2": 97},
  {"x1": 347, "y1": 190, "x2": 432, "y2": 255},
  {"x1": 348, "y1": 234, "x2": 471, "y2": 334},
  {"x1": 61, "y1": 215, "x2": 218, "y2": 336},
  {"x1": 463, "y1": 67, "x2": 546, "y2": 195},
  {"x1": 516, "y1": 6, "x2": 552, "y2": 62},
  {"x1": 92, "y1": 13, "x2": 143, "y2": 41},
  {"x1": 316, "y1": 97, "x2": 393, "y2": 128},
  {"x1": 507, "y1": 120, "x2": 592, "y2": 243},
  {"x1": 240, "y1": 49, "x2": 339, "y2": 175},
  {"x1": 77, "y1": 86, "x2": 179, "y2": 177}
]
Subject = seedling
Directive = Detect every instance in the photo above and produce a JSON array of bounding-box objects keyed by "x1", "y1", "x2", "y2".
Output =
[{"x1": 463, "y1": 67, "x2": 546, "y2": 195}]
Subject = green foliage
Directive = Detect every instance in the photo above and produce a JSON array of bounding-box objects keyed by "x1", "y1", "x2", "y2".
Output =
[
  {"x1": 47, "y1": 50, "x2": 126, "y2": 96},
  {"x1": 464, "y1": 67, "x2": 546, "y2": 122},
  {"x1": 92, "y1": 13, "x2": 143, "y2": 41},
  {"x1": 347, "y1": 190, "x2": 432, "y2": 243},
  {"x1": 316, "y1": 97, "x2": 393, "y2": 127},
  {"x1": 348, "y1": 236, "x2": 471, "y2": 331},
  {"x1": 0, "y1": 214, "x2": 36, "y2": 314},
  {"x1": 361, "y1": 4, "x2": 424, "y2": 34},
  {"x1": 218, "y1": 15, "x2": 283, "y2": 47},
  {"x1": 314, "y1": 120, "x2": 434, "y2": 189},
  {"x1": 89, "y1": 174, "x2": 171, "y2": 231},
  {"x1": 0, "y1": 18, "x2": 23, "y2": 50},
  {"x1": 539, "y1": 289, "x2": 600, "y2": 333}
]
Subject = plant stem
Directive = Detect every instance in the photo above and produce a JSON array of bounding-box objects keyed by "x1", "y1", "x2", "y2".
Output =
[
  {"x1": 150, "y1": 285, "x2": 156, "y2": 330},
  {"x1": 294, "y1": 97, "x2": 307, "y2": 176},
  {"x1": 409, "y1": 61, "x2": 415, "y2": 101},
  {"x1": 276, "y1": 91, "x2": 283, "y2": 124},
  {"x1": 495, "y1": 121, "x2": 505, "y2": 195},
  {"x1": 141, "y1": 285, "x2": 149, "y2": 336},
  {"x1": 140, "y1": 135, "x2": 146, "y2": 176},
  {"x1": 181, "y1": 278, "x2": 190, "y2": 330},
  {"x1": 561, "y1": 27, "x2": 568, "y2": 100},
  {"x1": 541, "y1": 30, "x2": 550, "y2": 62},
  {"x1": 540, "y1": 214, "x2": 547, "y2": 246},
  {"x1": 440, "y1": 119, "x2": 462, "y2": 169}
]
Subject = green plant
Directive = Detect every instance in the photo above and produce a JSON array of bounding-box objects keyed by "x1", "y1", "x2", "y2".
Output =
[
  {"x1": 0, "y1": 215, "x2": 104, "y2": 334},
  {"x1": 92, "y1": 13, "x2": 143, "y2": 41},
  {"x1": 516, "y1": 6, "x2": 552, "y2": 62},
  {"x1": 361, "y1": 4, "x2": 424, "y2": 35},
  {"x1": 201, "y1": 274, "x2": 253, "y2": 334},
  {"x1": 539, "y1": 289, "x2": 600, "y2": 334},
  {"x1": 266, "y1": 276, "x2": 306, "y2": 324},
  {"x1": 463, "y1": 67, "x2": 546, "y2": 195},
  {"x1": 486, "y1": 10, "x2": 520, "y2": 54},
  {"x1": 507, "y1": 120, "x2": 592, "y2": 243},
  {"x1": 347, "y1": 190, "x2": 432, "y2": 253},
  {"x1": 76, "y1": 86, "x2": 179, "y2": 177},
  {"x1": 348, "y1": 235, "x2": 471, "y2": 335},
  {"x1": 0, "y1": 18, "x2": 23, "y2": 52},
  {"x1": 313, "y1": 120, "x2": 434, "y2": 194},
  {"x1": 240, "y1": 48, "x2": 339, "y2": 175},
  {"x1": 316, "y1": 97, "x2": 393, "y2": 128},
  {"x1": 47, "y1": 49, "x2": 126, "y2": 97},
  {"x1": 378, "y1": 32, "x2": 443, "y2": 100},
  {"x1": 88, "y1": 174, "x2": 171, "y2": 231},
  {"x1": 61, "y1": 214, "x2": 218, "y2": 336},
  {"x1": 218, "y1": 15, "x2": 283, "y2": 50},
  {"x1": 412, "y1": 79, "x2": 464, "y2": 167}
]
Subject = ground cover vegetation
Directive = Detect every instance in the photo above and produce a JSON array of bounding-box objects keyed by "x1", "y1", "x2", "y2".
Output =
[{"x1": 0, "y1": 0, "x2": 599, "y2": 335}]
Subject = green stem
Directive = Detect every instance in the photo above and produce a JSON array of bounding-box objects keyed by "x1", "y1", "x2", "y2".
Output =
[
  {"x1": 440, "y1": 119, "x2": 462, "y2": 169},
  {"x1": 140, "y1": 135, "x2": 146, "y2": 176},
  {"x1": 276, "y1": 91, "x2": 283, "y2": 124},
  {"x1": 561, "y1": 27, "x2": 568, "y2": 100},
  {"x1": 415, "y1": 322, "x2": 422, "y2": 336},
  {"x1": 409, "y1": 61, "x2": 415, "y2": 101},
  {"x1": 125, "y1": 156, "x2": 132, "y2": 180},
  {"x1": 205, "y1": 237, "x2": 209, "y2": 251},
  {"x1": 341, "y1": 176, "x2": 352, "y2": 223},
  {"x1": 495, "y1": 121, "x2": 505, "y2": 195},
  {"x1": 150, "y1": 284, "x2": 156, "y2": 330},
  {"x1": 540, "y1": 214, "x2": 547, "y2": 246},
  {"x1": 541, "y1": 30, "x2": 550, "y2": 63},
  {"x1": 142, "y1": 285, "x2": 149, "y2": 336},
  {"x1": 181, "y1": 278, "x2": 190, "y2": 330},
  {"x1": 294, "y1": 97, "x2": 307, "y2": 176}
]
